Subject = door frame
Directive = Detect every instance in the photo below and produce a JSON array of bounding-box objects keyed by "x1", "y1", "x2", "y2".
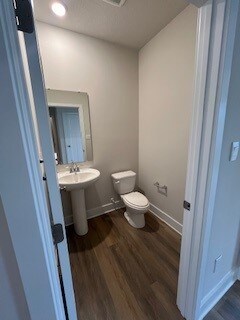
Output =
[
  {"x1": 177, "y1": 0, "x2": 239, "y2": 319},
  {"x1": 23, "y1": 11, "x2": 78, "y2": 320},
  {"x1": 1, "y1": 0, "x2": 77, "y2": 319},
  {"x1": 0, "y1": 0, "x2": 66, "y2": 319}
]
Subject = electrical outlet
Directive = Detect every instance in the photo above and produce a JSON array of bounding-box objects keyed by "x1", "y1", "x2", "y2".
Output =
[{"x1": 213, "y1": 255, "x2": 222, "y2": 273}]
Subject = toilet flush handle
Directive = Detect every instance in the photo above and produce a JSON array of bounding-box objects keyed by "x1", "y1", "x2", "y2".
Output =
[{"x1": 115, "y1": 180, "x2": 120, "y2": 184}]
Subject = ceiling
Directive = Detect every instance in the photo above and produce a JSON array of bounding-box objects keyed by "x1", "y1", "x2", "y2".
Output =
[{"x1": 34, "y1": 0, "x2": 189, "y2": 49}]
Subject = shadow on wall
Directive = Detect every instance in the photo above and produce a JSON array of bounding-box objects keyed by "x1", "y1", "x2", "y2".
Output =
[{"x1": 85, "y1": 183, "x2": 102, "y2": 208}]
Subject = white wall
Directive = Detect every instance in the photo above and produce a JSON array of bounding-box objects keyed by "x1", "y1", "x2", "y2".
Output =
[
  {"x1": 36, "y1": 22, "x2": 139, "y2": 219},
  {"x1": 0, "y1": 198, "x2": 30, "y2": 320},
  {"x1": 138, "y1": 5, "x2": 198, "y2": 226},
  {"x1": 202, "y1": 7, "x2": 240, "y2": 299}
]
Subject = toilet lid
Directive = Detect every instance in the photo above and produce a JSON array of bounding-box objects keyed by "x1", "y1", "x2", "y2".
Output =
[{"x1": 122, "y1": 192, "x2": 149, "y2": 208}]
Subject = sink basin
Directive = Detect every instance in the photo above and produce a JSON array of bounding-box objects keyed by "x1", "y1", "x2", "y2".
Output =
[
  {"x1": 58, "y1": 168, "x2": 100, "y2": 191},
  {"x1": 57, "y1": 168, "x2": 100, "y2": 236}
]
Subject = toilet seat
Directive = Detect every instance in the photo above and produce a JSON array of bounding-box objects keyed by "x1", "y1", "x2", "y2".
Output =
[{"x1": 121, "y1": 192, "x2": 149, "y2": 210}]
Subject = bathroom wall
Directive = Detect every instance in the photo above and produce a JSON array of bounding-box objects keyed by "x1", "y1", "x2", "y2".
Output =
[
  {"x1": 201, "y1": 5, "x2": 240, "y2": 303},
  {"x1": 36, "y1": 22, "x2": 139, "y2": 220},
  {"x1": 0, "y1": 198, "x2": 30, "y2": 320},
  {"x1": 138, "y1": 5, "x2": 198, "y2": 229}
]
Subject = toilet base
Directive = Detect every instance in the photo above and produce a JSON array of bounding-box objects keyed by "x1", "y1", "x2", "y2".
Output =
[{"x1": 124, "y1": 211, "x2": 145, "y2": 229}]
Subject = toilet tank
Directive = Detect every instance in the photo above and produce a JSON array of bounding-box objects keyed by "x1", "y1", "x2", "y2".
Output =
[{"x1": 111, "y1": 170, "x2": 136, "y2": 195}]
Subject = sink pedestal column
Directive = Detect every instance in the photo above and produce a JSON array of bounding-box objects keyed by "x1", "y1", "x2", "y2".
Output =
[{"x1": 71, "y1": 189, "x2": 88, "y2": 235}]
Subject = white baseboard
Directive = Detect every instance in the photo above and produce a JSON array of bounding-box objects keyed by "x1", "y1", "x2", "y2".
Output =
[
  {"x1": 149, "y1": 203, "x2": 182, "y2": 235},
  {"x1": 87, "y1": 200, "x2": 124, "y2": 219},
  {"x1": 64, "y1": 200, "x2": 124, "y2": 226},
  {"x1": 199, "y1": 268, "x2": 238, "y2": 319},
  {"x1": 65, "y1": 215, "x2": 74, "y2": 226}
]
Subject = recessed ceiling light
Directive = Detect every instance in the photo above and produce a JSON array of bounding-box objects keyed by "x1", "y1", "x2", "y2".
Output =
[{"x1": 51, "y1": 2, "x2": 67, "y2": 17}]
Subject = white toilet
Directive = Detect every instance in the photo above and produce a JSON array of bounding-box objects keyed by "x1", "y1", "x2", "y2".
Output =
[{"x1": 111, "y1": 170, "x2": 150, "y2": 228}]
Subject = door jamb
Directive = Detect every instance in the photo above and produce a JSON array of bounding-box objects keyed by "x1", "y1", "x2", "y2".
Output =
[
  {"x1": 177, "y1": 0, "x2": 239, "y2": 319},
  {"x1": 0, "y1": 0, "x2": 66, "y2": 318},
  {"x1": 23, "y1": 18, "x2": 78, "y2": 320},
  {"x1": 177, "y1": 1, "x2": 212, "y2": 314}
]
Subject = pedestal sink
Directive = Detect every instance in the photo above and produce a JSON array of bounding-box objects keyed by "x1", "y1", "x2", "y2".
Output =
[{"x1": 58, "y1": 168, "x2": 100, "y2": 235}]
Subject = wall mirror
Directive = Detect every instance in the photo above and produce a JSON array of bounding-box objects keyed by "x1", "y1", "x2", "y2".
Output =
[{"x1": 47, "y1": 89, "x2": 93, "y2": 165}]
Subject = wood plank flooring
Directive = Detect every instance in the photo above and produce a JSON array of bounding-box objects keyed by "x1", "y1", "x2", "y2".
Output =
[
  {"x1": 204, "y1": 281, "x2": 240, "y2": 320},
  {"x1": 67, "y1": 209, "x2": 183, "y2": 320}
]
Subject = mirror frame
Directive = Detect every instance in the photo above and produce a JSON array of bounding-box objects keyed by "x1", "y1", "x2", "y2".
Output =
[{"x1": 46, "y1": 89, "x2": 93, "y2": 168}]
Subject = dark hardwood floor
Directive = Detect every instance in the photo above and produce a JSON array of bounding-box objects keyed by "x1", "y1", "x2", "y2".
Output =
[
  {"x1": 204, "y1": 281, "x2": 240, "y2": 320},
  {"x1": 67, "y1": 209, "x2": 183, "y2": 320},
  {"x1": 67, "y1": 210, "x2": 240, "y2": 320}
]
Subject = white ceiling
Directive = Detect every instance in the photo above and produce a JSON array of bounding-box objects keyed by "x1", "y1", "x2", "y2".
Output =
[{"x1": 34, "y1": 0, "x2": 189, "y2": 49}]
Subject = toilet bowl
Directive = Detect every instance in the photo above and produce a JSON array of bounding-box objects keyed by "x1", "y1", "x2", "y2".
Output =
[{"x1": 111, "y1": 171, "x2": 150, "y2": 228}]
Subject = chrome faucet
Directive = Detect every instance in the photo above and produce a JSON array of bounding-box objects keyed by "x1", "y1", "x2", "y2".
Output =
[{"x1": 70, "y1": 162, "x2": 80, "y2": 173}]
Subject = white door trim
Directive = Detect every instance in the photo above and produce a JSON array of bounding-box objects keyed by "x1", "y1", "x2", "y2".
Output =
[
  {"x1": 23, "y1": 17, "x2": 78, "y2": 320},
  {"x1": 177, "y1": 0, "x2": 239, "y2": 319},
  {"x1": 177, "y1": 1, "x2": 212, "y2": 313},
  {"x1": 0, "y1": 0, "x2": 66, "y2": 319},
  {"x1": 190, "y1": 0, "x2": 239, "y2": 318}
]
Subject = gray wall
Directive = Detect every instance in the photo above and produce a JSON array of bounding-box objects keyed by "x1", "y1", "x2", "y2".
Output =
[
  {"x1": 36, "y1": 22, "x2": 139, "y2": 217},
  {"x1": 138, "y1": 5, "x2": 198, "y2": 225},
  {"x1": 202, "y1": 7, "x2": 240, "y2": 298},
  {"x1": 0, "y1": 198, "x2": 30, "y2": 320}
]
